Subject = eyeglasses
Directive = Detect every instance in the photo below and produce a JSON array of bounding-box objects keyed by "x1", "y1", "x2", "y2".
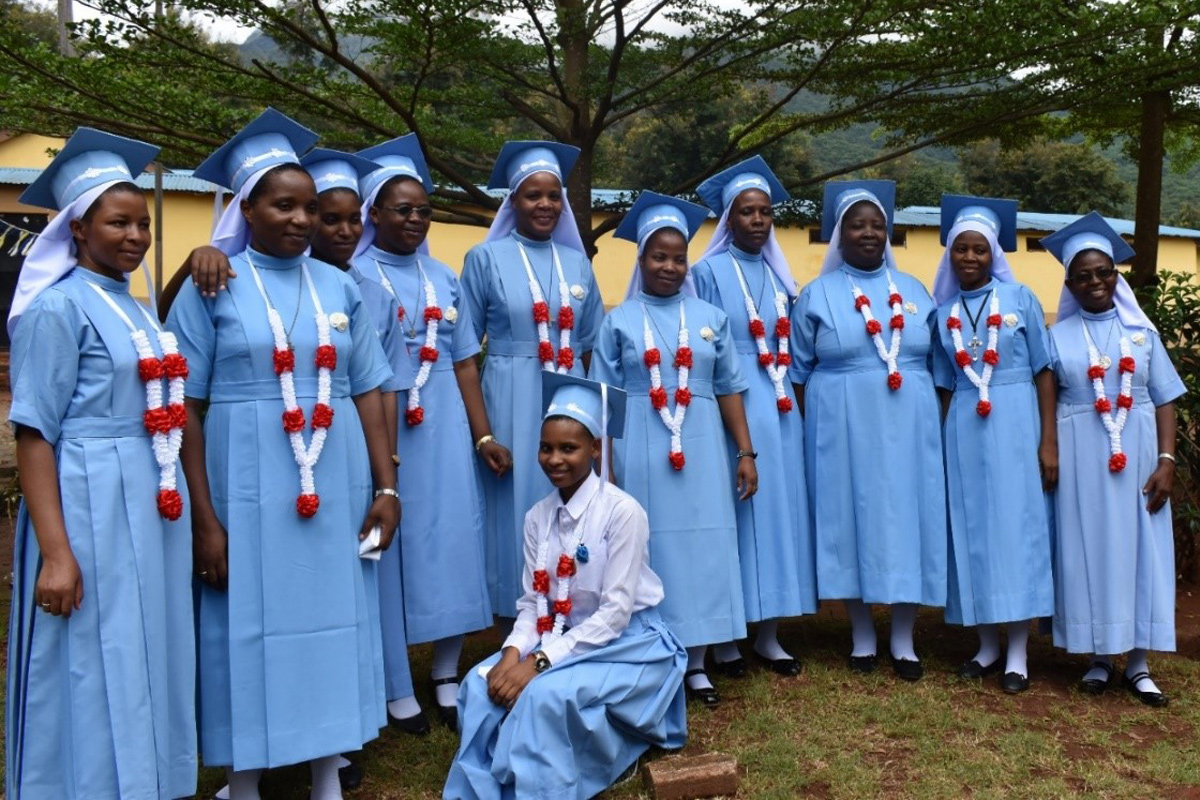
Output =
[
  {"x1": 1067, "y1": 266, "x2": 1117, "y2": 286},
  {"x1": 377, "y1": 204, "x2": 434, "y2": 219}
]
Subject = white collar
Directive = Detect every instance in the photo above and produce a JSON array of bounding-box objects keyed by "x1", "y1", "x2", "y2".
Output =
[{"x1": 555, "y1": 469, "x2": 601, "y2": 522}]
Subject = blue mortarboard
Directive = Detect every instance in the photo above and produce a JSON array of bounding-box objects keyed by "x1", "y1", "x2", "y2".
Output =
[
  {"x1": 192, "y1": 108, "x2": 318, "y2": 193},
  {"x1": 357, "y1": 134, "x2": 434, "y2": 198},
  {"x1": 820, "y1": 180, "x2": 895, "y2": 242},
  {"x1": 1040, "y1": 211, "x2": 1135, "y2": 271},
  {"x1": 487, "y1": 141, "x2": 580, "y2": 191},
  {"x1": 939, "y1": 194, "x2": 1018, "y2": 252},
  {"x1": 696, "y1": 156, "x2": 789, "y2": 214},
  {"x1": 300, "y1": 148, "x2": 380, "y2": 196},
  {"x1": 613, "y1": 191, "x2": 709, "y2": 248},
  {"x1": 19, "y1": 127, "x2": 159, "y2": 211},
  {"x1": 542, "y1": 372, "x2": 627, "y2": 439}
]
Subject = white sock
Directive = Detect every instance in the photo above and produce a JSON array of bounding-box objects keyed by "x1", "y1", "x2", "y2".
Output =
[
  {"x1": 686, "y1": 646, "x2": 713, "y2": 691},
  {"x1": 753, "y1": 619, "x2": 793, "y2": 661},
  {"x1": 215, "y1": 785, "x2": 230, "y2": 800},
  {"x1": 432, "y1": 635, "x2": 464, "y2": 707},
  {"x1": 310, "y1": 755, "x2": 343, "y2": 800},
  {"x1": 713, "y1": 641, "x2": 742, "y2": 664},
  {"x1": 845, "y1": 599, "x2": 877, "y2": 657},
  {"x1": 388, "y1": 695, "x2": 422, "y2": 719},
  {"x1": 227, "y1": 768, "x2": 263, "y2": 800},
  {"x1": 973, "y1": 624, "x2": 1001, "y2": 667},
  {"x1": 1125, "y1": 648, "x2": 1161, "y2": 694},
  {"x1": 336, "y1": 756, "x2": 351, "y2": 769},
  {"x1": 889, "y1": 603, "x2": 918, "y2": 662},
  {"x1": 1083, "y1": 654, "x2": 1113, "y2": 684},
  {"x1": 1005, "y1": 621, "x2": 1029, "y2": 678}
]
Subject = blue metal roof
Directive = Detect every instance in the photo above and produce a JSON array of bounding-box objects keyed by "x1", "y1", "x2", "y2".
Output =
[
  {"x1": 0, "y1": 166, "x2": 220, "y2": 194},
  {"x1": 900, "y1": 206, "x2": 1200, "y2": 240}
]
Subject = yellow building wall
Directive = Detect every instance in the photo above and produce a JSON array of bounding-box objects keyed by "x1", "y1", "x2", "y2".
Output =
[{"x1": 0, "y1": 134, "x2": 61, "y2": 168}]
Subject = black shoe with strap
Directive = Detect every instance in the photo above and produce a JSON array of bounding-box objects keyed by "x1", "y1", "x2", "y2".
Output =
[
  {"x1": 753, "y1": 649, "x2": 802, "y2": 677},
  {"x1": 430, "y1": 676, "x2": 460, "y2": 730},
  {"x1": 956, "y1": 657, "x2": 1003, "y2": 680},
  {"x1": 684, "y1": 668, "x2": 720, "y2": 708},
  {"x1": 1001, "y1": 672, "x2": 1030, "y2": 694},
  {"x1": 1078, "y1": 661, "x2": 1115, "y2": 695},
  {"x1": 1123, "y1": 671, "x2": 1168, "y2": 707}
]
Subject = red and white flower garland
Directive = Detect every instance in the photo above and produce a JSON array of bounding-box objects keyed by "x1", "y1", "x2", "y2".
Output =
[
  {"x1": 847, "y1": 269, "x2": 904, "y2": 390},
  {"x1": 946, "y1": 292, "x2": 1001, "y2": 417},
  {"x1": 87, "y1": 282, "x2": 188, "y2": 520},
  {"x1": 516, "y1": 240, "x2": 574, "y2": 372},
  {"x1": 729, "y1": 253, "x2": 793, "y2": 412},
  {"x1": 531, "y1": 521, "x2": 589, "y2": 638},
  {"x1": 374, "y1": 260, "x2": 440, "y2": 426},
  {"x1": 642, "y1": 302, "x2": 691, "y2": 470},
  {"x1": 1082, "y1": 320, "x2": 1135, "y2": 473},
  {"x1": 248, "y1": 256, "x2": 336, "y2": 518}
]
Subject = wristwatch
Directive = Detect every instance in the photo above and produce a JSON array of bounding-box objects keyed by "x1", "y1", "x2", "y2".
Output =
[
  {"x1": 531, "y1": 650, "x2": 551, "y2": 673},
  {"x1": 736, "y1": 449, "x2": 758, "y2": 460}
]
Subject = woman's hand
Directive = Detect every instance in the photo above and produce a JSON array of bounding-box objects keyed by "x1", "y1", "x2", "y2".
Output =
[
  {"x1": 1038, "y1": 439, "x2": 1058, "y2": 492},
  {"x1": 488, "y1": 654, "x2": 538, "y2": 708},
  {"x1": 479, "y1": 440, "x2": 512, "y2": 477},
  {"x1": 36, "y1": 550, "x2": 83, "y2": 617},
  {"x1": 736, "y1": 456, "x2": 758, "y2": 500},
  {"x1": 487, "y1": 647, "x2": 521, "y2": 703},
  {"x1": 1143, "y1": 460, "x2": 1175, "y2": 514},
  {"x1": 193, "y1": 516, "x2": 229, "y2": 590},
  {"x1": 361, "y1": 494, "x2": 401, "y2": 550},
  {"x1": 188, "y1": 246, "x2": 236, "y2": 298}
]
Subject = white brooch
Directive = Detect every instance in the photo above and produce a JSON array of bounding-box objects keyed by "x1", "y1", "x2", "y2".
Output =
[
  {"x1": 570, "y1": 284, "x2": 586, "y2": 300},
  {"x1": 1003, "y1": 313, "x2": 1019, "y2": 328},
  {"x1": 328, "y1": 312, "x2": 350, "y2": 332},
  {"x1": 444, "y1": 306, "x2": 458, "y2": 324},
  {"x1": 903, "y1": 301, "x2": 918, "y2": 315},
  {"x1": 1132, "y1": 332, "x2": 1147, "y2": 346},
  {"x1": 700, "y1": 326, "x2": 715, "y2": 342}
]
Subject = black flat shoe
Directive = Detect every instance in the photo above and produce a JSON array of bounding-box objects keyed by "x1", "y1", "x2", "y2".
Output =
[
  {"x1": 1123, "y1": 671, "x2": 1168, "y2": 707},
  {"x1": 1001, "y1": 672, "x2": 1030, "y2": 694},
  {"x1": 388, "y1": 709, "x2": 431, "y2": 736},
  {"x1": 339, "y1": 760, "x2": 364, "y2": 790},
  {"x1": 684, "y1": 669, "x2": 720, "y2": 708},
  {"x1": 891, "y1": 656, "x2": 924, "y2": 682},
  {"x1": 957, "y1": 658, "x2": 1003, "y2": 679},
  {"x1": 848, "y1": 654, "x2": 878, "y2": 674},
  {"x1": 1079, "y1": 661, "x2": 1115, "y2": 695},
  {"x1": 711, "y1": 657, "x2": 747, "y2": 678},
  {"x1": 753, "y1": 650, "x2": 802, "y2": 677},
  {"x1": 430, "y1": 676, "x2": 460, "y2": 730}
]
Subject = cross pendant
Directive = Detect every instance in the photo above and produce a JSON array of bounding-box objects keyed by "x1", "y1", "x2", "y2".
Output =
[{"x1": 967, "y1": 335, "x2": 983, "y2": 361}]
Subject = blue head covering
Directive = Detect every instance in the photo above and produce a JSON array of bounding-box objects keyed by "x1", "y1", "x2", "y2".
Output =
[
  {"x1": 819, "y1": 180, "x2": 897, "y2": 275},
  {"x1": 193, "y1": 109, "x2": 318, "y2": 256},
  {"x1": 300, "y1": 148, "x2": 380, "y2": 195},
  {"x1": 1040, "y1": 211, "x2": 1151, "y2": 329},
  {"x1": 542, "y1": 371, "x2": 627, "y2": 495},
  {"x1": 353, "y1": 134, "x2": 434, "y2": 259},
  {"x1": 482, "y1": 141, "x2": 586, "y2": 253},
  {"x1": 616, "y1": 191, "x2": 709, "y2": 300},
  {"x1": 695, "y1": 156, "x2": 796, "y2": 296},
  {"x1": 931, "y1": 194, "x2": 1019, "y2": 304},
  {"x1": 10, "y1": 128, "x2": 160, "y2": 336}
]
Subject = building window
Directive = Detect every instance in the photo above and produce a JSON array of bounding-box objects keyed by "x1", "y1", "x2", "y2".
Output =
[{"x1": 891, "y1": 229, "x2": 907, "y2": 248}]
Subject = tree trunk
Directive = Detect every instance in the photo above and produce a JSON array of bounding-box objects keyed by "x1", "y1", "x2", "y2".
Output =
[
  {"x1": 1129, "y1": 89, "x2": 1169, "y2": 289},
  {"x1": 555, "y1": 0, "x2": 595, "y2": 255}
]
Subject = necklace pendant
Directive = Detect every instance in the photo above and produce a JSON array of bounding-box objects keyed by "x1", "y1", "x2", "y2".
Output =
[
  {"x1": 967, "y1": 335, "x2": 983, "y2": 361},
  {"x1": 1099, "y1": 354, "x2": 1112, "y2": 370}
]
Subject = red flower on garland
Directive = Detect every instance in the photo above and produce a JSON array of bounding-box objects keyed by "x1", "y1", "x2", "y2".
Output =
[
  {"x1": 946, "y1": 317, "x2": 962, "y2": 330},
  {"x1": 405, "y1": 407, "x2": 425, "y2": 426},
  {"x1": 537, "y1": 615, "x2": 554, "y2": 634},
  {"x1": 1109, "y1": 453, "x2": 1127, "y2": 473},
  {"x1": 777, "y1": 397, "x2": 794, "y2": 412},
  {"x1": 775, "y1": 318, "x2": 790, "y2": 338},
  {"x1": 955, "y1": 350, "x2": 973, "y2": 367},
  {"x1": 976, "y1": 400, "x2": 992, "y2": 417},
  {"x1": 156, "y1": 488, "x2": 184, "y2": 521},
  {"x1": 987, "y1": 314, "x2": 1002, "y2": 327},
  {"x1": 397, "y1": 306, "x2": 406, "y2": 323},
  {"x1": 315, "y1": 344, "x2": 337, "y2": 370},
  {"x1": 1094, "y1": 397, "x2": 1112, "y2": 413},
  {"x1": 749, "y1": 319, "x2": 766, "y2": 338},
  {"x1": 558, "y1": 306, "x2": 575, "y2": 330},
  {"x1": 668, "y1": 451, "x2": 686, "y2": 470},
  {"x1": 282, "y1": 408, "x2": 306, "y2": 433},
  {"x1": 675, "y1": 387, "x2": 692, "y2": 406},
  {"x1": 424, "y1": 306, "x2": 443, "y2": 323},
  {"x1": 887, "y1": 372, "x2": 903, "y2": 391},
  {"x1": 297, "y1": 493, "x2": 320, "y2": 518},
  {"x1": 556, "y1": 347, "x2": 575, "y2": 371},
  {"x1": 674, "y1": 347, "x2": 693, "y2": 369},
  {"x1": 890, "y1": 315, "x2": 905, "y2": 330},
  {"x1": 644, "y1": 348, "x2": 661, "y2": 368},
  {"x1": 273, "y1": 348, "x2": 295, "y2": 375},
  {"x1": 557, "y1": 553, "x2": 576, "y2": 578},
  {"x1": 138, "y1": 357, "x2": 164, "y2": 381},
  {"x1": 143, "y1": 408, "x2": 173, "y2": 435},
  {"x1": 533, "y1": 569, "x2": 550, "y2": 594},
  {"x1": 538, "y1": 341, "x2": 555, "y2": 362},
  {"x1": 855, "y1": 295, "x2": 871, "y2": 311},
  {"x1": 167, "y1": 403, "x2": 188, "y2": 429},
  {"x1": 982, "y1": 349, "x2": 999, "y2": 366},
  {"x1": 1119, "y1": 356, "x2": 1136, "y2": 374},
  {"x1": 419, "y1": 345, "x2": 439, "y2": 363},
  {"x1": 162, "y1": 353, "x2": 189, "y2": 379},
  {"x1": 1116, "y1": 394, "x2": 1133, "y2": 410},
  {"x1": 649, "y1": 386, "x2": 668, "y2": 410},
  {"x1": 553, "y1": 598, "x2": 572, "y2": 616},
  {"x1": 776, "y1": 353, "x2": 792, "y2": 367},
  {"x1": 312, "y1": 403, "x2": 334, "y2": 428},
  {"x1": 532, "y1": 301, "x2": 550, "y2": 324},
  {"x1": 1087, "y1": 365, "x2": 1106, "y2": 380},
  {"x1": 889, "y1": 293, "x2": 903, "y2": 307},
  {"x1": 865, "y1": 319, "x2": 882, "y2": 336},
  {"x1": 758, "y1": 352, "x2": 775, "y2": 367}
]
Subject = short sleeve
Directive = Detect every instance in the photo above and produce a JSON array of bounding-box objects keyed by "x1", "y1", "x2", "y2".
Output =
[
  {"x1": 449, "y1": 276, "x2": 482, "y2": 363},
  {"x1": 8, "y1": 291, "x2": 81, "y2": 445},
  {"x1": 931, "y1": 328, "x2": 956, "y2": 391},
  {"x1": 1146, "y1": 331, "x2": 1186, "y2": 407},
  {"x1": 574, "y1": 262, "x2": 604, "y2": 352},
  {"x1": 1020, "y1": 287, "x2": 1051, "y2": 374},
  {"x1": 588, "y1": 311, "x2": 625, "y2": 389},
  {"x1": 1046, "y1": 329, "x2": 1065, "y2": 386},
  {"x1": 165, "y1": 280, "x2": 217, "y2": 401},
  {"x1": 789, "y1": 287, "x2": 818, "y2": 385},
  {"x1": 691, "y1": 260, "x2": 717, "y2": 305},
  {"x1": 711, "y1": 309, "x2": 748, "y2": 396},
  {"x1": 460, "y1": 245, "x2": 491, "y2": 343},
  {"x1": 345, "y1": 279, "x2": 392, "y2": 396}
]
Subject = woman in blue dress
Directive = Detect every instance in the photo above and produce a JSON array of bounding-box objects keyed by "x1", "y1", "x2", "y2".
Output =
[
  {"x1": 6, "y1": 129, "x2": 197, "y2": 800},
  {"x1": 354, "y1": 134, "x2": 505, "y2": 731},
  {"x1": 445, "y1": 372, "x2": 687, "y2": 800},
  {"x1": 461, "y1": 141, "x2": 605, "y2": 619},
  {"x1": 789, "y1": 180, "x2": 946, "y2": 681},
  {"x1": 167, "y1": 109, "x2": 399, "y2": 800},
  {"x1": 929, "y1": 195, "x2": 1055, "y2": 694},
  {"x1": 690, "y1": 157, "x2": 817, "y2": 677},
  {"x1": 1041, "y1": 212, "x2": 1184, "y2": 707},
  {"x1": 591, "y1": 191, "x2": 756, "y2": 708}
]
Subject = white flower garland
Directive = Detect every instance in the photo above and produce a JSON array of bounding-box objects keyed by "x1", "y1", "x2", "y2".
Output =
[
  {"x1": 641, "y1": 302, "x2": 691, "y2": 470},
  {"x1": 532, "y1": 521, "x2": 589, "y2": 640},
  {"x1": 516, "y1": 240, "x2": 574, "y2": 372},
  {"x1": 374, "y1": 259, "x2": 441, "y2": 426},
  {"x1": 1081, "y1": 319, "x2": 1135, "y2": 473},
  {"x1": 729, "y1": 253, "x2": 793, "y2": 412},
  {"x1": 847, "y1": 269, "x2": 904, "y2": 390},
  {"x1": 947, "y1": 292, "x2": 1001, "y2": 417}
]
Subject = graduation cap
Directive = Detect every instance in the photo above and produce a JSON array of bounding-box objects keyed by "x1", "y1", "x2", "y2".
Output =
[
  {"x1": 300, "y1": 148, "x2": 381, "y2": 196},
  {"x1": 613, "y1": 191, "x2": 709, "y2": 249},
  {"x1": 542, "y1": 371, "x2": 628, "y2": 440},
  {"x1": 487, "y1": 141, "x2": 580, "y2": 191},
  {"x1": 357, "y1": 134, "x2": 434, "y2": 198},
  {"x1": 1040, "y1": 210, "x2": 1135, "y2": 271},
  {"x1": 940, "y1": 194, "x2": 1018, "y2": 252},
  {"x1": 19, "y1": 127, "x2": 159, "y2": 211},
  {"x1": 192, "y1": 108, "x2": 318, "y2": 192},
  {"x1": 820, "y1": 179, "x2": 895, "y2": 243},
  {"x1": 696, "y1": 155, "x2": 789, "y2": 214}
]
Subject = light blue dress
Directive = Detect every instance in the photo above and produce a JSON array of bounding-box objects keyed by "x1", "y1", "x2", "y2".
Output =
[
  {"x1": 167, "y1": 249, "x2": 391, "y2": 770},
  {"x1": 6, "y1": 267, "x2": 196, "y2": 800},
  {"x1": 931, "y1": 280, "x2": 1054, "y2": 626},
  {"x1": 692, "y1": 245, "x2": 818, "y2": 621},
  {"x1": 359, "y1": 246, "x2": 493, "y2": 647},
  {"x1": 789, "y1": 264, "x2": 947, "y2": 606},
  {"x1": 461, "y1": 232, "x2": 604, "y2": 616},
  {"x1": 1048, "y1": 309, "x2": 1184, "y2": 654},
  {"x1": 590, "y1": 291, "x2": 749, "y2": 647}
]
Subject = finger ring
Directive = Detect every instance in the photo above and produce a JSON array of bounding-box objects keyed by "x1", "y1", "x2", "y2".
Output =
[
  {"x1": 199, "y1": 571, "x2": 208, "y2": 576},
  {"x1": 41, "y1": 602, "x2": 50, "y2": 609}
]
